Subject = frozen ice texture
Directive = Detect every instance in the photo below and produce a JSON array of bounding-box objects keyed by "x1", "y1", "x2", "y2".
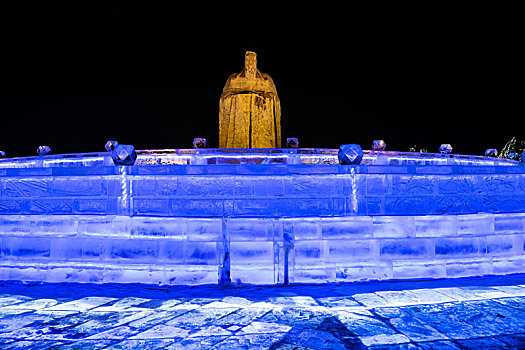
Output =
[
  {"x1": 192, "y1": 138, "x2": 206, "y2": 149},
  {"x1": 372, "y1": 140, "x2": 386, "y2": 151},
  {"x1": 0, "y1": 148, "x2": 524, "y2": 285},
  {"x1": 112, "y1": 144, "x2": 137, "y2": 166},
  {"x1": 439, "y1": 144, "x2": 452, "y2": 154},
  {"x1": 105, "y1": 140, "x2": 119, "y2": 152},
  {"x1": 338, "y1": 144, "x2": 363, "y2": 165},
  {"x1": 286, "y1": 137, "x2": 299, "y2": 148},
  {"x1": 485, "y1": 148, "x2": 498, "y2": 157},
  {"x1": 37, "y1": 146, "x2": 52, "y2": 156}
]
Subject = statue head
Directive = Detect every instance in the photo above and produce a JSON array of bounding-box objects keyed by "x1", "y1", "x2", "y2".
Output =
[{"x1": 244, "y1": 51, "x2": 257, "y2": 79}]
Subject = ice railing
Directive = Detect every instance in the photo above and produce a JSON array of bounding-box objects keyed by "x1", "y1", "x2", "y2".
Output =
[{"x1": 0, "y1": 148, "x2": 520, "y2": 168}]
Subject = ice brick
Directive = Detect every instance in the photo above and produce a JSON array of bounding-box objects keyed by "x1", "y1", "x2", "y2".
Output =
[
  {"x1": 103, "y1": 265, "x2": 164, "y2": 284},
  {"x1": 290, "y1": 218, "x2": 320, "y2": 240},
  {"x1": 230, "y1": 241, "x2": 274, "y2": 263},
  {"x1": 107, "y1": 239, "x2": 159, "y2": 262},
  {"x1": 294, "y1": 241, "x2": 324, "y2": 262},
  {"x1": 435, "y1": 237, "x2": 486, "y2": 257},
  {"x1": 4, "y1": 178, "x2": 49, "y2": 197},
  {"x1": 177, "y1": 176, "x2": 235, "y2": 196},
  {"x1": 365, "y1": 175, "x2": 390, "y2": 195},
  {"x1": 46, "y1": 265, "x2": 104, "y2": 283},
  {"x1": 164, "y1": 265, "x2": 218, "y2": 285},
  {"x1": 294, "y1": 266, "x2": 336, "y2": 283},
  {"x1": 336, "y1": 261, "x2": 392, "y2": 281},
  {"x1": 186, "y1": 218, "x2": 222, "y2": 241},
  {"x1": 27, "y1": 199, "x2": 75, "y2": 214},
  {"x1": 226, "y1": 218, "x2": 281, "y2": 242},
  {"x1": 327, "y1": 240, "x2": 375, "y2": 261},
  {"x1": 171, "y1": 199, "x2": 224, "y2": 217},
  {"x1": 372, "y1": 216, "x2": 415, "y2": 238},
  {"x1": 379, "y1": 239, "x2": 432, "y2": 259},
  {"x1": 414, "y1": 215, "x2": 457, "y2": 237},
  {"x1": 185, "y1": 241, "x2": 218, "y2": 265},
  {"x1": 0, "y1": 216, "x2": 77, "y2": 237},
  {"x1": 494, "y1": 213, "x2": 525, "y2": 233},
  {"x1": 2, "y1": 263, "x2": 48, "y2": 281},
  {"x1": 50, "y1": 238, "x2": 83, "y2": 261},
  {"x1": 445, "y1": 258, "x2": 492, "y2": 277},
  {"x1": 157, "y1": 240, "x2": 185, "y2": 262},
  {"x1": 392, "y1": 260, "x2": 446, "y2": 279},
  {"x1": 0, "y1": 199, "x2": 23, "y2": 214},
  {"x1": 230, "y1": 266, "x2": 276, "y2": 284},
  {"x1": 49, "y1": 178, "x2": 104, "y2": 196},
  {"x1": 492, "y1": 256, "x2": 525, "y2": 274},
  {"x1": 131, "y1": 178, "x2": 157, "y2": 196},
  {"x1": 284, "y1": 175, "x2": 342, "y2": 197},
  {"x1": 234, "y1": 176, "x2": 285, "y2": 197},
  {"x1": 132, "y1": 199, "x2": 170, "y2": 216},
  {"x1": 457, "y1": 213, "x2": 494, "y2": 236},
  {"x1": 321, "y1": 217, "x2": 372, "y2": 239},
  {"x1": 131, "y1": 217, "x2": 187, "y2": 239},
  {"x1": 486, "y1": 235, "x2": 519, "y2": 255},
  {"x1": 2, "y1": 237, "x2": 51, "y2": 260}
]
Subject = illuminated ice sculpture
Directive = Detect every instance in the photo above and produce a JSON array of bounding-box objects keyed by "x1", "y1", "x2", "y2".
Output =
[
  {"x1": 0, "y1": 52, "x2": 524, "y2": 286},
  {"x1": 1, "y1": 146, "x2": 524, "y2": 286}
]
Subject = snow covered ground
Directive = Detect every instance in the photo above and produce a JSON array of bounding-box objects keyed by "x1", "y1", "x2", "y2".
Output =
[{"x1": 1, "y1": 274, "x2": 525, "y2": 349}]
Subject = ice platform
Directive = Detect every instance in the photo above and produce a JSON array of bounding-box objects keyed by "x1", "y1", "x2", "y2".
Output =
[{"x1": 0, "y1": 148, "x2": 524, "y2": 285}]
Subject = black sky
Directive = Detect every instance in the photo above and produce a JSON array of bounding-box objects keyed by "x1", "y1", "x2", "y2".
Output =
[{"x1": 1, "y1": 2, "x2": 524, "y2": 158}]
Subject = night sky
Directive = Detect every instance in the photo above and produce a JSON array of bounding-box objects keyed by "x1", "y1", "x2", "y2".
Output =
[{"x1": 1, "y1": 2, "x2": 524, "y2": 158}]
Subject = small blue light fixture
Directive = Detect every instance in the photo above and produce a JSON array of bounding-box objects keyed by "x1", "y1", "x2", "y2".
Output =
[
  {"x1": 372, "y1": 140, "x2": 386, "y2": 151},
  {"x1": 193, "y1": 138, "x2": 207, "y2": 149},
  {"x1": 508, "y1": 152, "x2": 518, "y2": 160},
  {"x1": 107, "y1": 141, "x2": 136, "y2": 166},
  {"x1": 338, "y1": 144, "x2": 363, "y2": 165},
  {"x1": 485, "y1": 148, "x2": 498, "y2": 157},
  {"x1": 439, "y1": 144, "x2": 452, "y2": 154},
  {"x1": 0, "y1": 150, "x2": 6, "y2": 158},
  {"x1": 37, "y1": 146, "x2": 52, "y2": 156},
  {"x1": 287, "y1": 137, "x2": 299, "y2": 148},
  {"x1": 105, "y1": 140, "x2": 119, "y2": 152}
]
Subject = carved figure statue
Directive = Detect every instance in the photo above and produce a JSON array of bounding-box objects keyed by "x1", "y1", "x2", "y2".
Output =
[{"x1": 219, "y1": 51, "x2": 281, "y2": 148}]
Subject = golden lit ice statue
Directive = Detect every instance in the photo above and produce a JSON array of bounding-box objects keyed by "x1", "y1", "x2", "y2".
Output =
[{"x1": 219, "y1": 51, "x2": 281, "y2": 148}]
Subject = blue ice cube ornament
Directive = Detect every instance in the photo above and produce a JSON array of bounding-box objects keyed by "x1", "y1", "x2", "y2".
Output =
[
  {"x1": 338, "y1": 144, "x2": 363, "y2": 165},
  {"x1": 37, "y1": 146, "x2": 52, "y2": 156},
  {"x1": 111, "y1": 144, "x2": 137, "y2": 166}
]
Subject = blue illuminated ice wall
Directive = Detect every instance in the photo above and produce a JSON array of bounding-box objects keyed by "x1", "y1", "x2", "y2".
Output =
[{"x1": 0, "y1": 149, "x2": 524, "y2": 285}]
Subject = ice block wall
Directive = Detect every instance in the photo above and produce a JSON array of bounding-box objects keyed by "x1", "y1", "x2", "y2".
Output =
[{"x1": 0, "y1": 149, "x2": 524, "y2": 285}]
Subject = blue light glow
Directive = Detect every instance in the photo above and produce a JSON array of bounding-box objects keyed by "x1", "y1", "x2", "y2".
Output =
[{"x1": 0, "y1": 148, "x2": 524, "y2": 286}]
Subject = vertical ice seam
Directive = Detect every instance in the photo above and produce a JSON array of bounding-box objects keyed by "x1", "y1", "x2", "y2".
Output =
[
  {"x1": 120, "y1": 166, "x2": 129, "y2": 215},
  {"x1": 350, "y1": 167, "x2": 358, "y2": 214}
]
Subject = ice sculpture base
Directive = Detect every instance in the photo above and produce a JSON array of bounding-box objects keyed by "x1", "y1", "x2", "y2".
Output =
[{"x1": 0, "y1": 149, "x2": 524, "y2": 285}]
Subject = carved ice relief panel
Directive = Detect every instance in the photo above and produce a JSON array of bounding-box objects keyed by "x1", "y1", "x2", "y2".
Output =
[
  {"x1": 437, "y1": 177, "x2": 471, "y2": 194},
  {"x1": 4, "y1": 179, "x2": 49, "y2": 197},
  {"x1": 392, "y1": 176, "x2": 435, "y2": 195},
  {"x1": 482, "y1": 176, "x2": 518, "y2": 193}
]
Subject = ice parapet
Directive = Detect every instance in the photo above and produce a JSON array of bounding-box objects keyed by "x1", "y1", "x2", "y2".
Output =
[
  {"x1": 0, "y1": 148, "x2": 525, "y2": 285},
  {"x1": 338, "y1": 144, "x2": 363, "y2": 165}
]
